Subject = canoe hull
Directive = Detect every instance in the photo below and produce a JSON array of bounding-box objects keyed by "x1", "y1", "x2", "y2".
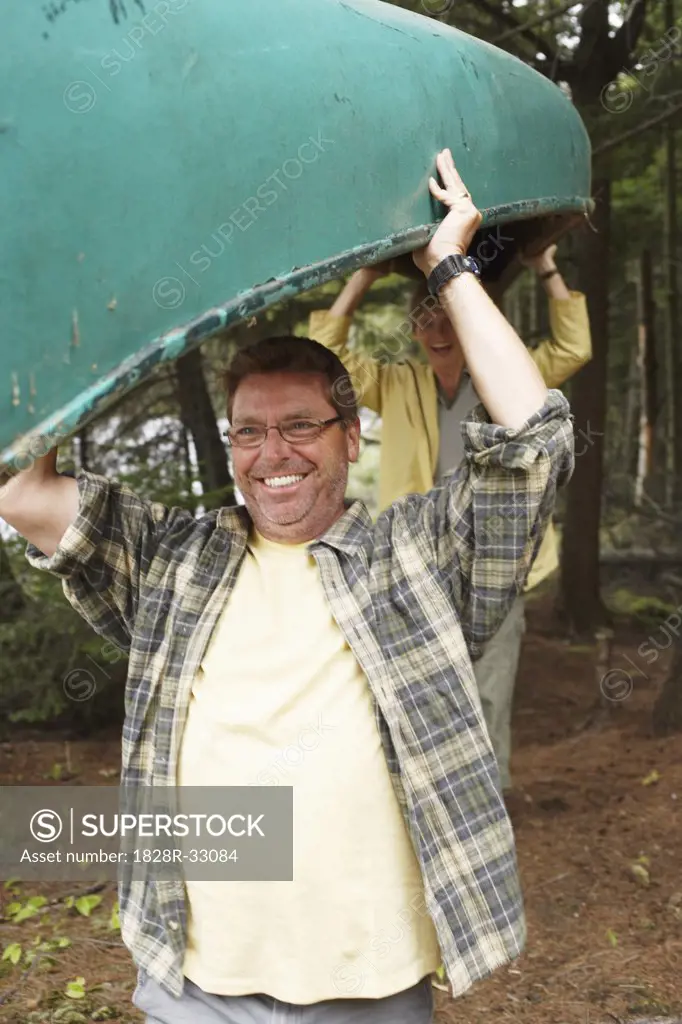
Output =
[{"x1": 1, "y1": 0, "x2": 591, "y2": 466}]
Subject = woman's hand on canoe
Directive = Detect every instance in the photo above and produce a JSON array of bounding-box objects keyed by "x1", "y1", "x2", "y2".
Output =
[
  {"x1": 519, "y1": 242, "x2": 558, "y2": 274},
  {"x1": 413, "y1": 148, "x2": 482, "y2": 277}
]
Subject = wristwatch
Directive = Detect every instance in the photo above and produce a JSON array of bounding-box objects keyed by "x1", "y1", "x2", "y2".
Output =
[{"x1": 427, "y1": 254, "x2": 481, "y2": 296}]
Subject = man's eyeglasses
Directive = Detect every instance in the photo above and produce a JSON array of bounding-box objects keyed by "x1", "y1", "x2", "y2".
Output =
[{"x1": 223, "y1": 416, "x2": 344, "y2": 448}]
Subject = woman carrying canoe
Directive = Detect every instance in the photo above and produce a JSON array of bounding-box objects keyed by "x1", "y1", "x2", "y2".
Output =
[{"x1": 308, "y1": 242, "x2": 592, "y2": 795}]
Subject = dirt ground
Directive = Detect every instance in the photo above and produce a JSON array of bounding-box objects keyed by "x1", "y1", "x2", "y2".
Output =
[{"x1": 1, "y1": 600, "x2": 681, "y2": 1024}]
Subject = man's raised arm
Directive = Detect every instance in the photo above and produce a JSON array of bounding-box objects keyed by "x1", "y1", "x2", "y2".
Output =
[
  {"x1": 1, "y1": 445, "x2": 197, "y2": 650},
  {"x1": 413, "y1": 148, "x2": 547, "y2": 428},
  {"x1": 0, "y1": 450, "x2": 79, "y2": 557},
  {"x1": 407, "y1": 149, "x2": 574, "y2": 654}
]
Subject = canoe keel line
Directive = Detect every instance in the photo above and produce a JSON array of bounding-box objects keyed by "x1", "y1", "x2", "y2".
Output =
[{"x1": 1, "y1": 0, "x2": 591, "y2": 468}]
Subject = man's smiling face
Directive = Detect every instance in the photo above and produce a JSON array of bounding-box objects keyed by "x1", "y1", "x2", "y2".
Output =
[{"x1": 230, "y1": 371, "x2": 360, "y2": 543}]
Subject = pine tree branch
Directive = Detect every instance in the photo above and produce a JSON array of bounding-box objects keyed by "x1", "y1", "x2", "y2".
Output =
[
  {"x1": 652, "y1": 90, "x2": 682, "y2": 102},
  {"x1": 492, "y1": 0, "x2": 586, "y2": 45},
  {"x1": 463, "y1": 0, "x2": 558, "y2": 61},
  {"x1": 594, "y1": 99, "x2": 682, "y2": 156}
]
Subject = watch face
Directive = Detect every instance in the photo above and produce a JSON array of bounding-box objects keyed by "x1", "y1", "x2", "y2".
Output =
[{"x1": 466, "y1": 257, "x2": 482, "y2": 277}]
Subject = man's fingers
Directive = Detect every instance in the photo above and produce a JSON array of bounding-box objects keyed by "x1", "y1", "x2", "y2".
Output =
[
  {"x1": 428, "y1": 177, "x2": 450, "y2": 203},
  {"x1": 436, "y1": 150, "x2": 455, "y2": 188},
  {"x1": 446, "y1": 154, "x2": 467, "y2": 192},
  {"x1": 434, "y1": 161, "x2": 457, "y2": 197},
  {"x1": 441, "y1": 148, "x2": 461, "y2": 185},
  {"x1": 444, "y1": 148, "x2": 458, "y2": 175},
  {"x1": 435, "y1": 148, "x2": 468, "y2": 198}
]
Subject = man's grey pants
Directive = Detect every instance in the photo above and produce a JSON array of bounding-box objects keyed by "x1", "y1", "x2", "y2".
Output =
[
  {"x1": 133, "y1": 975, "x2": 433, "y2": 1024},
  {"x1": 474, "y1": 595, "x2": 526, "y2": 791}
]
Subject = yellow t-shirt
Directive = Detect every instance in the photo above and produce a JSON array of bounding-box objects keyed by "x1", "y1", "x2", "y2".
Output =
[{"x1": 177, "y1": 529, "x2": 441, "y2": 1004}]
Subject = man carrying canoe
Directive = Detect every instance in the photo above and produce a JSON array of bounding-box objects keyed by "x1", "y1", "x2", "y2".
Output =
[
  {"x1": 309, "y1": 240, "x2": 591, "y2": 795},
  {"x1": 1, "y1": 150, "x2": 574, "y2": 1024}
]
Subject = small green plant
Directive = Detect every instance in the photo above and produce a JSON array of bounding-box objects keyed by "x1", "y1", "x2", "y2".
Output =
[
  {"x1": 2, "y1": 935, "x2": 72, "y2": 970},
  {"x1": 24, "y1": 935, "x2": 73, "y2": 968},
  {"x1": 1, "y1": 943, "x2": 22, "y2": 965},
  {"x1": 76, "y1": 894, "x2": 102, "y2": 917},
  {"x1": 7, "y1": 895, "x2": 47, "y2": 923},
  {"x1": 65, "y1": 894, "x2": 102, "y2": 917},
  {"x1": 65, "y1": 976, "x2": 87, "y2": 1000}
]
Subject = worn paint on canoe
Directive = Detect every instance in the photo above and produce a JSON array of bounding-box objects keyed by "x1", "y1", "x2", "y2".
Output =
[{"x1": 1, "y1": 0, "x2": 591, "y2": 468}]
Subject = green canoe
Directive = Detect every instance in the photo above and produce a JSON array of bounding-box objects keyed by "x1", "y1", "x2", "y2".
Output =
[{"x1": 1, "y1": 0, "x2": 591, "y2": 469}]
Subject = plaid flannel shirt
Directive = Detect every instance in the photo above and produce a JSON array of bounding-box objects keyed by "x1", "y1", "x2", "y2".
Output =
[{"x1": 27, "y1": 390, "x2": 573, "y2": 1000}]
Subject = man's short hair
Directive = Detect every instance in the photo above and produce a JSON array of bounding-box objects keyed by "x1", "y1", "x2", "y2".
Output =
[{"x1": 224, "y1": 336, "x2": 358, "y2": 421}]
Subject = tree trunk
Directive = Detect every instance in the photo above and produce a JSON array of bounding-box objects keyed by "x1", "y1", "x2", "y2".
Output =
[
  {"x1": 652, "y1": 632, "x2": 682, "y2": 735},
  {"x1": 560, "y1": 179, "x2": 611, "y2": 634},
  {"x1": 176, "y1": 347, "x2": 234, "y2": 511},
  {"x1": 0, "y1": 535, "x2": 25, "y2": 619},
  {"x1": 663, "y1": 38, "x2": 680, "y2": 505},
  {"x1": 620, "y1": 334, "x2": 640, "y2": 480},
  {"x1": 634, "y1": 249, "x2": 657, "y2": 506}
]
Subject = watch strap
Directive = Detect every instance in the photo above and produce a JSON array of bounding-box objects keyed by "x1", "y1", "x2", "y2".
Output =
[{"x1": 427, "y1": 254, "x2": 481, "y2": 296}]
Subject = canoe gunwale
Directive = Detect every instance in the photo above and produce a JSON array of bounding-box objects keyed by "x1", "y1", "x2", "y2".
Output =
[{"x1": 0, "y1": 194, "x2": 593, "y2": 471}]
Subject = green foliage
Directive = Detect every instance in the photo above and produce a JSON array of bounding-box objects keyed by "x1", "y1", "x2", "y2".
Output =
[
  {"x1": 74, "y1": 894, "x2": 102, "y2": 917},
  {"x1": 1, "y1": 943, "x2": 22, "y2": 965},
  {"x1": 65, "y1": 976, "x2": 87, "y2": 1000},
  {"x1": 90, "y1": 1009, "x2": 117, "y2": 1021},
  {"x1": 65, "y1": 894, "x2": 102, "y2": 917},
  {"x1": 50, "y1": 1009, "x2": 89, "y2": 1024},
  {"x1": 0, "y1": 536, "x2": 126, "y2": 732},
  {"x1": 607, "y1": 588, "x2": 679, "y2": 626},
  {"x1": 7, "y1": 895, "x2": 47, "y2": 923},
  {"x1": 1, "y1": 935, "x2": 72, "y2": 973}
]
